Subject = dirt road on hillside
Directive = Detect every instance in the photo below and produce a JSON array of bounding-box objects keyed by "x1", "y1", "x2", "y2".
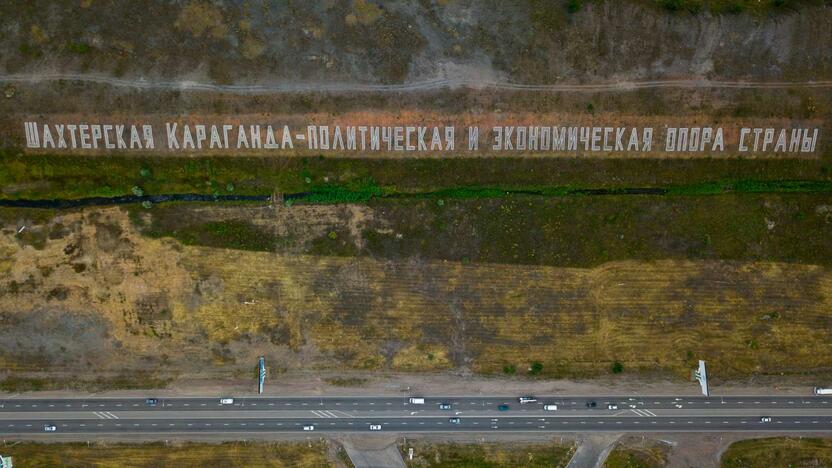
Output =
[{"x1": 2, "y1": 73, "x2": 832, "y2": 94}]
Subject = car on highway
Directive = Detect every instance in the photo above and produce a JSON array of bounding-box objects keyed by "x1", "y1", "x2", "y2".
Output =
[
  {"x1": 439, "y1": 403, "x2": 452, "y2": 410},
  {"x1": 449, "y1": 417, "x2": 461, "y2": 424},
  {"x1": 543, "y1": 404, "x2": 558, "y2": 411},
  {"x1": 220, "y1": 398, "x2": 234, "y2": 405},
  {"x1": 43, "y1": 424, "x2": 57, "y2": 432},
  {"x1": 518, "y1": 396, "x2": 537, "y2": 404},
  {"x1": 303, "y1": 425, "x2": 315, "y2": 431},
  {"x1": 409, "y1": 397, "x2": 425, "y2": 404},
  {"x1": 145, "y1": 398, "x2": 158, "y2": 406},
  {"x1": 369, "y1": 424, "x2": 382, "y2": 431},
  {"x1": 498, "y1": 404, "x2": 510, "y2": 411},
  {"x1": 607, "y1": 404, "x2": 618, "y2": 410},
  {"x1": 760, "y1": 417, "x2": 772, "y2": 423},
  {"x1": 586, "y1": 401, "x2": 597, "y2": 408}
]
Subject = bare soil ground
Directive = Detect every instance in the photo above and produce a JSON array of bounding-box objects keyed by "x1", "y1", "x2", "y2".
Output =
[{"x1": 1, "y1": 205, "x2": 830, "y2": 388}]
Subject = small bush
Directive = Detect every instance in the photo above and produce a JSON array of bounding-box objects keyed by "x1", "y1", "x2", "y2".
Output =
[
  {"x1": 503, "y1": 364, "x2": 516, "y2": 375},
  {"x1": 612, "y1": 361, "x2": 624, "y2": 373},
  {"x1": 528, "y1": 361, "x2": 544, "y2": 375},
  {"x1": 67, "y1": 42, "x2": 92, "y2": 54}
]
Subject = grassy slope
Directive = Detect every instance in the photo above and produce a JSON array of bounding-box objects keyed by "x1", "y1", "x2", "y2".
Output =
[{"x1": 137, "y1": 193, "x2": 832, "y2": 268}]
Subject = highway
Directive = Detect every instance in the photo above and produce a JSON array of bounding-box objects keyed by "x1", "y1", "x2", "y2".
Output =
[{"x1": 1, "y1": 395, "x2": 831, "y2": 436}]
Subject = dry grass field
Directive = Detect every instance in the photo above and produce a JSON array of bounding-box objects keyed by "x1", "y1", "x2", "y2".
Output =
[
  {"x1": 0, "y1": 441, "x2": 334, "y2": 468},
  {"x1": 604, "y1": 437, "x2": 671, "y2": 468},
  {"x1": 401, "y1": 440, "x2": 575, "y2": 468},
  {"x1": 1, "y1": 205, "x2": 831, "y2": 385},
  {"x1": 721, "y1": 437, "x2": 832, "y2": 467}
]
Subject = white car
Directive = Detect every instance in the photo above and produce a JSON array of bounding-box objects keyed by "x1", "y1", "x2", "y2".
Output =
[
  {"x1": 369, "y1": 424, "x2": 382, "y2": 431},
  {"x1": 543, "y1": 405, "x2": 558, "y2": 411},
  {"x1": 608, "y1": 404, "x2": 618, "y2": 410},
  {"x1": 760, "y1": 417, "x2": 772, "y2": 423},
  {"x1": 303, "y1": 425, "x2": 315, "y2": 431},
  {"x1": 220, "y1": 398, "x2": 234, "y2": 405},
  {"x1": 43, "y1": 424, "x2": 57, "y2": 432}
]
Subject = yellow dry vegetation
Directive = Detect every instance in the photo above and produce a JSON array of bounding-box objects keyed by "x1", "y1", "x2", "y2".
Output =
[
  {"x1": 345, "y1": 0, "x2": 383, "y2": 26},
  {"x1": 182, "y1": 238, "x2": 832, "y2": 378},
  {"x1": 0, "y1": 441, "x2": 333, "y2": 468},
  {"x1": 240, "y1": 36, "x2": 266, "y2": 60},
  {"x1": 175, "y1": 1, "x2": 228, "y2": 40},
  {"x1": 29, "y1": 25, "x2": 49, "y2": 45},
  {"x1": 1, "y1": 206, "x2": 831, "y2": 381}
]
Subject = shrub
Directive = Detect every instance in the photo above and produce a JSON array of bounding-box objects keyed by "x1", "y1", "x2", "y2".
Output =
[
  {"x1": 567, "y1": 0, "x2": 583, "y2": 13},
  {"x1": 612, "y1": 361, "x2": 624, "y2": 373},
  {"x1": 528, "y1": 361, "x2": 544, "y2": 375},
  {"x1": 503, "y1": 364, "x2": 516, "y2": 375}
]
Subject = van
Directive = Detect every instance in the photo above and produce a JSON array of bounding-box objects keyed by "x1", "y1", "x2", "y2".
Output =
[
  {"x1": 543, "y1": 405, "x2": 558, "y2": 411},
  {"x1": 409, "y1": 398, "x2": 425, "y2": 404},
  {"x1": 303, "y1": 425, "x2": 315, "y2": 431},
  {"x1": 220, "y1": 398, "x2": 234, "y2": 405},
  {"x1": 518, "y1": 396, "x2": 537, "y2": 404}
]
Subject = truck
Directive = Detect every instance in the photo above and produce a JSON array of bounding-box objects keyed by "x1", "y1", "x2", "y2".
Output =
[
  {"x1": 409, "y1": 397, "x2": 425, "y2": 404},
  {"x1": 814, "y1": 387, "x2": 832, "y2": 395}
]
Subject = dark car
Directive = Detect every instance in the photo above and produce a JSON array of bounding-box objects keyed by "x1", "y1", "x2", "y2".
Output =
[
  {"x1": 145, "y1": 398, "x2": 158, "y2": 406},
  {"x1": 498, "y1": 404, "x2": 510, "y2": 411},
  {"x1": 585, "y1": 400, "x2": 597, "y2": 408}
]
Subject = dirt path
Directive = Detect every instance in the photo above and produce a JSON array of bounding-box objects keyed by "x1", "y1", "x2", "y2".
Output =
[{"x1": 2, "y1": 73, "x2": 831, "y2": 94}]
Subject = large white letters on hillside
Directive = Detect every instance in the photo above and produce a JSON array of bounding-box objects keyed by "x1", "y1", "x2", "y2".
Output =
[{"x1": 22, "y1": 121, "x2": 821, "y2": 156}]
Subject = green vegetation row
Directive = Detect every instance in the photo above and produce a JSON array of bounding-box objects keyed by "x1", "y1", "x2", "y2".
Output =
[
  {"x1": 134, "y1": 191, "x2": 832, "y2": 269},
  {"x1": 2, "y1": 151, "x2": 831, "y2": 202},
  {"x1": 293, "y1": 179, "x2": 832, "y2": 205}
]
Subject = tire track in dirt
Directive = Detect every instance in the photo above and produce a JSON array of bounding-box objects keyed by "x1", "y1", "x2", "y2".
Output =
[{"x1": 2, "y1": 74, "x2": 831, "y2": 94}]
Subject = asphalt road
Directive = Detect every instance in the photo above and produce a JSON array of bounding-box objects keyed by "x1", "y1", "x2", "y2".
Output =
[{"x1": 1, "y1": 395, "x2": 831, "y2": 436}]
